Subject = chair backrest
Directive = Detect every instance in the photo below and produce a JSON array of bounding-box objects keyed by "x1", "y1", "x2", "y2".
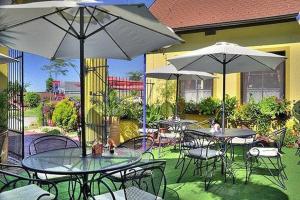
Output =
[
  {"x1": 182, "y1": 129, "x2": 218, "y2": 152},
  {"x1": 274, "y1": 128, "x2": 287, "y2": 152},
  {"x1": 117, "y1": 135, "x2": 154, "y2": 153},
  {"x1": 90, "y1": 160, "x2": 167, "y2": 200},
  {"x1": 28, "y1": 135, "x2": 79, "y2": 155}
]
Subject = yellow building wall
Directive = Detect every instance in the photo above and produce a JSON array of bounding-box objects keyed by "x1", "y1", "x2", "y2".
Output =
[
  {"x1": 147, "y1": 21, "x2": 300, "y2": 103},
  {"x1": 0, "y1": 47, "x2": 8, "y2": 91},
  {"x1": 85, "y1": 58, "x2": 107, "y2": 144}
]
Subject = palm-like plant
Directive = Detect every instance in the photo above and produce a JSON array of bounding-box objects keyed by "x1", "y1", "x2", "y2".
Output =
[
  {"x1": 127, "y1": 71, "x2": 143, "y2": 81},
  {"x1": 42, "y1": 59, "x2": 78, "y2": 79}
]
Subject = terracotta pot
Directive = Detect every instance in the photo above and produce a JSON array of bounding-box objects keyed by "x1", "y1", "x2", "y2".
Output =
[
  {"x1": 0, "y1": 131, "x2": 8, "y2": 163},
  {"x1": 108, "y1": 117, "x2": 120, "y2": 146}
]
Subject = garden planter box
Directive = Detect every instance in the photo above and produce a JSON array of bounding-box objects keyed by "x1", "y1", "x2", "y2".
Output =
[
  {"x1": 184, "y1": 114, "x2": 212, "y2": 127},
  {"x1": 0, "y1": 131, "x2": 8, "y2": 163},
  {"x1": 119, "y1": 119, "x2": 139, "y2": 143}
]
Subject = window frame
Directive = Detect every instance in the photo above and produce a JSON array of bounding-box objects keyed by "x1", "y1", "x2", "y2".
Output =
[{"x1": 241, "y1": 51, "x2": 286, "y2": 103}]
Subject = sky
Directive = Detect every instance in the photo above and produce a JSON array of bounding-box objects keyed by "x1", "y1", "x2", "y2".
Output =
[{"x1": 24, "y1": 0, "x2": 154, "y2": 92}]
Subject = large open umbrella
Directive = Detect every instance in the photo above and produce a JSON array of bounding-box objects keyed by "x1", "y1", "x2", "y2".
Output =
[
  {"x1": 0, "y1": 1, "x2": 183, "y2": 156},
  {"x1": 0, "y1": 52, "x2": 17, "y2": 64},
  {"x1": 169, "y1": 42, "x2": 285, "y2": 133},
  {"x1": 147, "y1": 64, "x2": 215, "y2": 116}
]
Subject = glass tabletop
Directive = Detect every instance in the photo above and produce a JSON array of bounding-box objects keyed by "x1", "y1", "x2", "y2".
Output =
[
  {"x1": 22, "y1": 147, "x2": 142, "y2": 175},
  {"x1": 192, "y1": 128, "x2": 256, "y2": 138},
  {"x1": 158, "y1": 119, "x2": 198, "y2": 126}
]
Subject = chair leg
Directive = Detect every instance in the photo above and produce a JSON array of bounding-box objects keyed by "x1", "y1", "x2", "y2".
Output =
[
  {"x1": 175, "y1": 149, "x2": 184, "y2": 169},
  {"x1": 177, "y1": 156, "x2": 192, "y2": 183},
  {"x1": 204, "y1": 158, "x2": 217, "y2": 191}
]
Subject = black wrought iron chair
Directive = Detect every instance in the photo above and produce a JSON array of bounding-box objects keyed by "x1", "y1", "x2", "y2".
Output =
[
  {"x1": 105, "y1": 135, "x2": 155, "y2": 188},
  {"x1": 0, "y1": 163, "x2": 58, "y2": 200},
  {"x1": 117, "y1": 135, "x2": 155, "y2": 160},
  {"x1": 176, "y1": 129, "x2": 224, "y2": 190},
  {"x1": 28, "y1": 135, "x2": 80, "y2": 197},
  {"x1": 229, "y1": 120, "x2": 256, "y2": 161},
  {"x1": 246, "y1": 128, "x2": 288, "y2": 189},
  {"x1": 174, "y1": 120, "x2": 213, "y2": 169},
  {"x1": 28, "y1": 135, "x2": 79, "y2": 155},
  {"x1": 89, "y1": 160, "x2": 167, "y2": 200}
]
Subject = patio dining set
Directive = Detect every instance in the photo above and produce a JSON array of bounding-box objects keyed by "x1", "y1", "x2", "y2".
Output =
[{"x1": 0, "y1": 1, "x2": 290, "y2": 200}]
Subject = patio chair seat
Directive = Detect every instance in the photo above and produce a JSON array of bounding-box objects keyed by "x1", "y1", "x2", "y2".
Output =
[
  {"x1": 108, "y1": 166, "x2": 152, "y2": 180},
  {"x1": 182, "y1": 139, "x2": 213, "y2": 148},
  {"x1": 160, "y1": 132, "x2": 180, "y2": 138},
  {"x1": 92, "y1": 186, "x2": 162, "y2": 200},
  {"x1": 186, "y1": 148, "x2": 223, "y2": 159},
  {"x1": 249, "y1": 147, "x2": 279, "y2": 157},
  {"x1": 0, "y1": 184, "x2": 55, "y2": 200},
  {"x1": 231, "y1": 137, "x2": 254, "y2": 145},
  {"x1": 36, "y1": 172, "x2": 70, "y2": 181}
]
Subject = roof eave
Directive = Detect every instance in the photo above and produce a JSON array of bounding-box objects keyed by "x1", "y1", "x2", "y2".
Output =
[{"x1": 173, "y1": 13, "x2": 298, "y2": 34}]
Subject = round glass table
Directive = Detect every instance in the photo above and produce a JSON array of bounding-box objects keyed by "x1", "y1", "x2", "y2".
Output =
[
  {"x1": 22, "y1": 147, "x2": 142, "y2": 199},
  {"x1": 194, "y1": 128, "x2": 256, "y2": 138}
]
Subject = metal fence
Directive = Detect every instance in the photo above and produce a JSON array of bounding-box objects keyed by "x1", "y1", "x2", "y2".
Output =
[{"x1": 108, "y1": 76, "x2": 154, "y2": 103}]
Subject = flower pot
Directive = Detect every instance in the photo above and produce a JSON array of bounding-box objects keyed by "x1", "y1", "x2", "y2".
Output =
[
  {"x1": 0, "y1": 131, "x2": 8, "y2": 163},
  {"x1": 108, "y1": 117, "x2": 120, "y2": 146}
]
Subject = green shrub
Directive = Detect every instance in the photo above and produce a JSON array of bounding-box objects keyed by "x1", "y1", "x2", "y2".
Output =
[
  {"x1": 120, "y1": 99, "x2": 142, "y2": 121},
  {"x1": 160, "y1": 101, "x2": 174, "y2": 119},
  {"x1": 184, "y1": 100, "x2": 199, "y2": 114},
  {"x1": 108, "y1": 90, "x2": 122, "y2": 117},
  {"x1": 36, "y1": 103, "x2": 43, "y2": 126},
  {"x1": 146, "y1": 104, "x2": 163, "y2": 127},
  {"x1": 52, "y1": 98, "x2": 78, "y2": 132},
  {"x1": 24, "y1": 92, "x2": 41, "y2": 108},
  {"x1": 0, "y1": 92, "x2": 8, "y2": 132},
  {"x1": 198, "y1": 97, "x2": 221, "y2": 115}
]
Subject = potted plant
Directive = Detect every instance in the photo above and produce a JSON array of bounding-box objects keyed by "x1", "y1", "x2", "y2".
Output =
[
  {"x1": 107, "y1": 90, "x2": 122, "y2": 145},
  {"x1": 0, "y1": 91, "x2": 8, "y2": 163}
]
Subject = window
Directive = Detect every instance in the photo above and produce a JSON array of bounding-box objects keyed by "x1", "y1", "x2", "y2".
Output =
[
  {"x1": 242, "y1": 52, "x2": 285, "y2": 103},
  {"x1": 180, "y1": 79, "x2": 213, "y2": 102}
]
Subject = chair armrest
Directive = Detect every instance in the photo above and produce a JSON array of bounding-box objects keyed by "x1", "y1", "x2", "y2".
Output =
[{"x1": 0, "y1": 168, "x2": 58, "y2": 199}]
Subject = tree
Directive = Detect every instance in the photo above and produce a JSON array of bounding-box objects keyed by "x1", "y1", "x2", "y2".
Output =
[
  {"x1": 127, "y1": 71, "x2": 143, "y2": 81},
  {"x1": 46, "y1": 77, "x2": 54, "y2": 92},
  {"x1": 24, "y1": 92, "x2": 41, "y2": 108},
  {"x1": 42, "y1": 59, "x2": 77, "y2": 79}
]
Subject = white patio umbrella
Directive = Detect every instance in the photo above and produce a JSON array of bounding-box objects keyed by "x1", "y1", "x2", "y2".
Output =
[
  {"x1": 147, "y1": 64, "x2": 215, "y2": 116},
  {"x1": 169, "y1": 42, "x2": 285, "y2": 133},
  {"x1": 0, "y1": 1, "x2": 183, "y2": 156},
  {"x1": 0, "y1": 52, "x2": 17, "y2": 64}
]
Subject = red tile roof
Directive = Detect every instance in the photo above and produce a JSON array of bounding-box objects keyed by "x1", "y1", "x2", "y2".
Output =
[{"x1": 150, "y1": 0, "x2": 300, "y2": 30}]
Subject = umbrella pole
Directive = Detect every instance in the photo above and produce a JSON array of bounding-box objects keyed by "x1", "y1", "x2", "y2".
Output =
[
  {"x1": 222, "y1": 62, "x2": 226, "y2": 133},
  {"x1": 79, "y1": 7, "x2": 86, "y2": 157},
  {"x1": 142, "y1": 54, "x2": 147, "y2": 151},
  {"x1": 175, "y1": 75, "x2": 179, "y2": 117}
]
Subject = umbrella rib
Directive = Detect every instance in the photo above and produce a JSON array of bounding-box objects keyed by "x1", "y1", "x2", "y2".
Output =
[
  {"x1": 226, "y1": 54, "x2": 241, "y2": 64},
  {"x1": 93, "y1": 7, "x2": 182, "y2": 42},
  {"x1": 208, "y1": 54, "x2": 223, "y2": 64},
  {"x1": 85, "y1": 18, "x2": 119, "y2": 39},
  {"x1": 56, "y1": 8, "x2": 80, "y2": 38},
  {"x1": 52, "y1": 8, "x2": 80, "y2": 59},
  {"x1": 246, "y1": 55, "x2": 276, "y2": 71},
  {"x1": 196, "y1": 75, "x2": 204, "y2": 81},
  {"x1": 84, "y1": 7, "x2": 96, "y2": 35},
  {"x1": 43, "y1": 16, "x2": 77, "y2": 39},
  {"x1": 167, "y1": 74, "x2": 173, "y2": 80},
  {"x1": 85, "y1": 8, "x2": 131, "y2": 60},
  {"x1": 0, "y1": 7, "x2": 70, "y2": 32},
  {"x1": 177, "y1": 55, "x2": 206, "y2": 71}
]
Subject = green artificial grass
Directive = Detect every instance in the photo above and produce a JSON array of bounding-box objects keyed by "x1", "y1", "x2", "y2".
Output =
[
  {"x1": 2, "y1": 147, "x2": 299, "y2": 200},
  {"x1": 53, "y1": 147, "x2": 300, "y2": 200}
]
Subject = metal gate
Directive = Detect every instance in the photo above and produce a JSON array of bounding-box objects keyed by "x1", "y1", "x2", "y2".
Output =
[
  {"x1": 85, "y1": 58, "x2": 108, "y2": 144},
  {"x1": 8, "y1": 49, "x2": 24, "y2": 159}
]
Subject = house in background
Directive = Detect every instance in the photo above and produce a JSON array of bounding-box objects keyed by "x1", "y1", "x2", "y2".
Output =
[{"x1": 147, "y1": 0, "x2": 300, "y2": 104}]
